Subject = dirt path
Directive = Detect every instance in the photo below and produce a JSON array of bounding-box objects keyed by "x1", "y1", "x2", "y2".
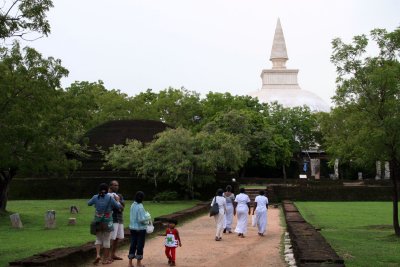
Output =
[{"x1": 88, "y1": 208, "x2": 285, "y2": 267}]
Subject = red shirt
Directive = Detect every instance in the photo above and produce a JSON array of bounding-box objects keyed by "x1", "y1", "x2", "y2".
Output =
[{"x1": 165, "y1": 228, "x2": 180, "y2": 247}]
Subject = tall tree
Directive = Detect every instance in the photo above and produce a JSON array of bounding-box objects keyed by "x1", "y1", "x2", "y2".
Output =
[
  {"x1": 198, "y1": 92, "x2": 263, "y2": 130},
  {"x1": 153, "y1": 87, "x2": 202, "y2": 128},
  {"x1": 65, "y1": 81, "x2": 133, "y2": 131},
  {"x1": 0, "y1": 43, "x2": 81, "y2": 212},
  {"x1": 267, "y1": 103, "x2": 320, "y2": 179},
  {"x1": 0, "y1": 0, "x2": 53, "y2": 40},
  {"x1": 129, "y1": 89, "x2": 161, "y2": 122},
  {"x1": 324, "y1": 27, "x2": 400, "y2": 236},
  {"x1": 105, "y1": 128, "x2": 248, "y2": 199},
  {"x1": 203, "y1": 108, "x2": 292, "y2": 178}
]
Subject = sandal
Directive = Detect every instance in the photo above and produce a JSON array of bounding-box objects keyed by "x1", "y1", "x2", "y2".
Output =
[
  {"x1": 93, "y1": 257, "x2": 101, "y2": 264},
  {"x1": 102, "y1": 259, "x2": 113, "y2": 264},
  {"x1": 113, "y1": 256, "x2": 123, "y2": 260}
]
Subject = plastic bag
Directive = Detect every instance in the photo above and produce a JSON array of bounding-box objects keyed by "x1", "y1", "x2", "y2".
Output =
[
  {"x1": 146, "y1": 220, "x2": 154, "y2": 234},
  {"x1": 251, "y1": 214, "x2": 256, "y2": 227}
]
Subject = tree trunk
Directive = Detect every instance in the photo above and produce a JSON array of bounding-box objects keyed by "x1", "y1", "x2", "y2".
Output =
[
  {"x1": 153, "y1": 173, "x2": 158, "y2": 189},
  {"x1": 187, "y1": 167, "x2": 194, "y2": 200},
  {"x1": 390, "y1": 159, "x2": 400, "y2": 236},
  {"x1": 282, "y1": 164, "x2": 287, "y2": 184},
  {"x1": 153, "y1": 173, "x2": 158, "y2": 196},
  {"x1": 190, "y1": 167, "x2": 194, "y2": 200},
  {"x1": 0, "y1": 169, "x2": 17, "y2": 213},
  {"x1": 240, "y1": 167, "x2": 246, "y2": 178}
]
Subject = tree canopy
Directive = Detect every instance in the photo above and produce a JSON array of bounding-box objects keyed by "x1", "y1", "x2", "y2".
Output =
[
  {"x1": 0, "y1": 0, "x2": 53, "y2": 41},
  {"x1": 0, "y1": 42, "x2": 86, "y2": 211},
  {"x1": 321, "y1": 27, "x2": 400, "y2": 235}
]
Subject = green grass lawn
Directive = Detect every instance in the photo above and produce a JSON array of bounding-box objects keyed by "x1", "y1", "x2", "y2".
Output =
[
  {"x1": 0, "y1": 199, "x2": 198, "y2": 267},
  {"x1": 295, "y1": 202, "x2": 400, "y2": 267}
]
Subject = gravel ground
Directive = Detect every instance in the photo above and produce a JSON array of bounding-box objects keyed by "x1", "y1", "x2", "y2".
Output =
[{"x1": 87, "y1": 207, "x2": 285, "y2": 267}]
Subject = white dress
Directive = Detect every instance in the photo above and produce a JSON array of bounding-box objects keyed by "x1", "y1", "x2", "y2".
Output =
[
  {"x1": 211, "y1": 196, "x2": 226, "y2": 238},
  {"x1": 254, "y1": 195, "x2": 269, "y2": 234},
  {"x1": 223, "y1": 192, "x2": 235, "y2": 231},
  {"x1": 234, "y1": 193, "x2": 250, "y2": 234}
]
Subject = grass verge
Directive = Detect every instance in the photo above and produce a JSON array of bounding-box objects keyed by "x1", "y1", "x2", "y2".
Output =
[
  {"x1": 295, "y1": 202, "x2": 400, "y2": 267},
  {"x1": 0, "y1": 199, "x2": 198, "y2": 267}
]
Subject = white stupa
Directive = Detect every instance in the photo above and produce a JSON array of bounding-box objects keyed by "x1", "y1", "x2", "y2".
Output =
[{"x1": 248, "y1": 19, "x2": 330, "y2": 112}]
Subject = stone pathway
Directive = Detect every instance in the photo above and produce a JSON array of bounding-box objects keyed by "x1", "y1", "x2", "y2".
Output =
[{"x1": 87, "y1": 208, "x2": 285, "y2": 267}]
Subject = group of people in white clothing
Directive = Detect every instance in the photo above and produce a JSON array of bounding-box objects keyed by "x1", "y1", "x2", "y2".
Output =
[{"x1": 211, "y1": 186, "x2": 269, "y2": 241}]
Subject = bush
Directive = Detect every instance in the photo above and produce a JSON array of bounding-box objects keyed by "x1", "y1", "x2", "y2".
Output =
[{"x1": 153, "y1": 191, "x2": 178, "y2": 202}]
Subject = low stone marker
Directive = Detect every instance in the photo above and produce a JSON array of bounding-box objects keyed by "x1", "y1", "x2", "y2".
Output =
[
  {"x1": 68, "y1": 218, "x2": 76, "y2": 225},
  {"x1": 10, "y1": 213, "x2": 23, "y2": 228},
  {"x1": 45, "y1": 210, "x2": 56, "y2": 229},
  {"x1": 70, "y1": 205, "x2": 79, "y2": 214}
]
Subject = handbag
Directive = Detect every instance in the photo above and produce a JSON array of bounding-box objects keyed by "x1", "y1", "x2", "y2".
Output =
[
  {"x1": 209, "y1": 197, "x2": 219, "y2": 216},
  {"x1": 146, "y1": 220, "x2": 154, "y2": 234},
  {"x1": 90, "y1": 196, "x2": 112, "y2": 235},
  {"x1": 90, "y1": 221, "x2": 97, "y2": 235}
]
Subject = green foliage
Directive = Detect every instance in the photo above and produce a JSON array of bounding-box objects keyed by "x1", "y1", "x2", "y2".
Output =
[
  {"x1": 0, "y1": 43, "x2": 95, "y2": 211},
  {"x1": 128, "y1": 87, "x2": 202, "y2": 129},
  {"x1": 150, "y1": 128, "x2": 196, "y2": 182},
  {"x1": 0, "y1": 42, "x2": 78, "y2": 176},
  {"x1": 0, "y1": 0, "x2": 53, "y2": 40},
  {"x1": 105, "y1": 127, "x2": 247, "y2": 198},
  {"x1": 296, "y1": 202, "x2": 400, "y2": 267},
  {"x1": 198, "y1": 92, "x2": 263, "y2": 129},
  {"x1": 65, "y1": 81, "x2": 134, "y2": 131},
  {"x1": 324, "y1": 27, "x2": 400, "y2": 165},
  {"x1": 152, "y1": 191, "x2": 178, "y2": 202},
  {"x1": 0, "y1": 199, "x2": 198, "y2": 267},
  {"x1": 323, "y1": 27, "x2": 400, "y2": 235},
  {"x1": 195, "y1": 130, "x2": 249, "y2": 172},
  {"x1": 268, "y1": 103, "x2": 320, "y2": 153},
  {"x1": 104, "y1": 140, "x2": 144, "y2": 172}
]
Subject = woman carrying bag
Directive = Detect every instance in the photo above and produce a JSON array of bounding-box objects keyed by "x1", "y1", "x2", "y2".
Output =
[
  {"x1": 128, "y1": 191, "x2": 151, "y2": 267},
  {"x1": 88, "y1": 183, "x2": 122, "y2": 264},
  {"x1": 210, "y1": 189, "x2": 226, "y2": 241}
]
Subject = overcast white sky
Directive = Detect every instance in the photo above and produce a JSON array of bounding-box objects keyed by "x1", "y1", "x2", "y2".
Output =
[{"x1": 23, "y1": 0, "x2": 400, "y2": 106}]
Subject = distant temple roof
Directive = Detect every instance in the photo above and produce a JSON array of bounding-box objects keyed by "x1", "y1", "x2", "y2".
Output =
[{"x1": 248, "y1": 18, "x2": 330, "y2": 113}]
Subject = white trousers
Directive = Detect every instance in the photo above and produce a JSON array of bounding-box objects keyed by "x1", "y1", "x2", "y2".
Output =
[
  {"x1": 223, "y1": 203, "x2": 234, "y2": 230},
  {"x1": 255, "y1": 209, "x2": 267, "y2": 234},
  {"x1": 214, "y1": 212, "x2": 225, "y2": 238},
  {"x1": 234, "y1": 206, "x2": 248, "y2": 234}
]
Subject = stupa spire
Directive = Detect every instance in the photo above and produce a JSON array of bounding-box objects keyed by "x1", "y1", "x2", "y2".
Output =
[{"x1": 270, "y1": 18, "x2": 288, "y2": 69}]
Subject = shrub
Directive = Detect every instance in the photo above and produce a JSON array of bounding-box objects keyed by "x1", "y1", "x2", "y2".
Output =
[{"x1": 153, "y1": 191, "x2": 178, "y2": 202}]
